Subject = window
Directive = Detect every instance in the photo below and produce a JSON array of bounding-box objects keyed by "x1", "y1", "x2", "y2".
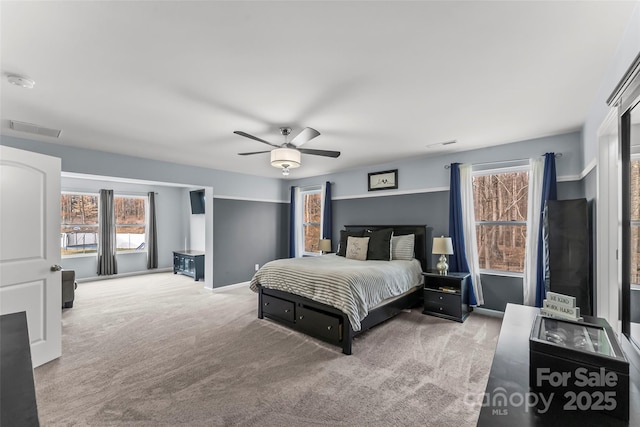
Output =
[
  {"x1": 114, "y1": 196, "x2": 146, "y2": 252},
  {"x1": 61, "y1": 193, "x2": 99, "y2": 255},
  {"x1": 473, "y1": 169, "x2": 529, "y2": 273},
  {"x1": 301, "y1": 189, "x2": 322, "y2": 255},
  {"x1": 630, "y1": 158, "x2": 640, "y2": 285},
  {"x1": 60, "y1": 193, "x2": 147, "y2": 256}
]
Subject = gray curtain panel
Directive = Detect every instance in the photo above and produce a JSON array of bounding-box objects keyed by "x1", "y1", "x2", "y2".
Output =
[
  {"x1": 97, "y1": 189, "x2": 117, "y2": 275},
  {"x1": 147, "y1": 192, "x2": 158, "y2": 269}
]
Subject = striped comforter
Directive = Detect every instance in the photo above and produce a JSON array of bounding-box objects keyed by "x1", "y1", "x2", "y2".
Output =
[{"x1": 249, "y1": 254, "x2": 423, "y2": 331}]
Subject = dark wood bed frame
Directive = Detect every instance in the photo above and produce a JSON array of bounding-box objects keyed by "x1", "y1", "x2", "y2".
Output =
[{"x1": 256, "y1": 225, "x2": 433, "y2": 355}]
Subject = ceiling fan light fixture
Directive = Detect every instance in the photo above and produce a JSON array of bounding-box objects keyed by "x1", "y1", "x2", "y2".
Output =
[{"x1": 271, "y1": 148, "x2": 301, "y2": 169}]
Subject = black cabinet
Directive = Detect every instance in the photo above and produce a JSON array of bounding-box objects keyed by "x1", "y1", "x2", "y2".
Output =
[
  {"x1": 544, "y1": 199, "x2": 592, "y2": 315},
  {"x1": 422, "y1": 271, "x2": 471, "y2": 322},
  {"x1": 173, "y1": 250, "x2": 204, "y2": 281}
]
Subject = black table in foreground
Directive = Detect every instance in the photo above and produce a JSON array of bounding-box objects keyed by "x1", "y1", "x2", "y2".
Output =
[
  {"x1": 477, "y1": 303, "x2": 640, "y2": 426},
  {"x1": 1, "y1": 311, "x2": 39, "y2": 426}
]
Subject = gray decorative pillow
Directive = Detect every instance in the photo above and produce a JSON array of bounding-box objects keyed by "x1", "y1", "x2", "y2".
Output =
[
  {"x1": 391, "y1": 234, "x2": 415, "y2": 260},
  {"x1": 337, "y1": 229, "x2": 365, "y2": 257},
  {"x1": 346, "y1": 236, "x2": 370, "y2": 261}
]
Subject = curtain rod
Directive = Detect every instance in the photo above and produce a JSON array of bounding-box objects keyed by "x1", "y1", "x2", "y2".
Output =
[{"x1": 443, "y1": 153, "x2": 562, "y2": 169}]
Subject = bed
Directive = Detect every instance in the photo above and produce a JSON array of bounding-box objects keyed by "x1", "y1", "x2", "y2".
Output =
[{"x1": 250, "y1": 225, "x2": 432, "y2": 354}]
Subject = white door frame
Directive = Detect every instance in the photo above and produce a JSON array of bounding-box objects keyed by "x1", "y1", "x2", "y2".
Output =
[{"x1": 596, "y1": 108, "x2": 621, "y2": 332}]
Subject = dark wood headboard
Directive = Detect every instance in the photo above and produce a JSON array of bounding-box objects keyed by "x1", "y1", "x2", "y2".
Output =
[{"x1": 344, "y1": 225, "x2": 433, "y2": 272}]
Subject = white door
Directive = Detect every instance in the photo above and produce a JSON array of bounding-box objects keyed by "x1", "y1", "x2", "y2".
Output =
[{"x1": 0, "y1": 145, "x2": 61, "y2": 367}]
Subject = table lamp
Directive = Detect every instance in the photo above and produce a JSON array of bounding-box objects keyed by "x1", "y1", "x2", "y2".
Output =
[
  {"x1": 432, "y1": 236, "x2": 454, "y2": 275},
  {"x1": 319, "y1": 239, "x2": 332, "y2": 254}
]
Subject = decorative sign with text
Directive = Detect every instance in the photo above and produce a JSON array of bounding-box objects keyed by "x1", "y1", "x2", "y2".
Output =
[{"x1": 540, "y1": 291, "x2": 583, "y2": 321}]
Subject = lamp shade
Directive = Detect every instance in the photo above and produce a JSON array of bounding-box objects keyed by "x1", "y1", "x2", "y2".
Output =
[
  {"x1": 271, "y1": 148, "x2": 301, "y2": 168},
  {"x1": 432, "y1": 236, "x2": 454, "y2": 255},
  {"x1": 319, "y1": 239, "x2": 332, "y2": 252}
]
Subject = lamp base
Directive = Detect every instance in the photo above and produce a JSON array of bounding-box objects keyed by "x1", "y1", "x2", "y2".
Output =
[{"x1": 436, "y1": 254, "x2": 448, "y2": 275}]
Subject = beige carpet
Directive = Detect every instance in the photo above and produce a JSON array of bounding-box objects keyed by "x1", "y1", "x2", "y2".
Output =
[{"x1": 34, "y1": 273, "x2": 502, "y2": 426}]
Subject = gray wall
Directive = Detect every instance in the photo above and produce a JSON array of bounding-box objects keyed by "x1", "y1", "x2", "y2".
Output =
[
  {"x1": 332, "y1": 192, "x2": 449, "y2": 269},
  {"x1": 327, "y1": 180, "x2": 586, "y2": 312},
  {"x1": 213, "y1": 199, "x2": 288, "y2": 287}
]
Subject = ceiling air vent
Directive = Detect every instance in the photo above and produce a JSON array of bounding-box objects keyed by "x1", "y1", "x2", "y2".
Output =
[
  {"x1": 426, "y1": 140, "x2": 457, "y2": 149},
  {"x1": 9, "y1": 120, "x2": 61, "y2": 138}
]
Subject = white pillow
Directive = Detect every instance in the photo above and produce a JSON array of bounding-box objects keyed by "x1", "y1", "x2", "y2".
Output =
[
  {"x1": 391, "y1": 234, "x2": 415, "y2": 260},
  {"x1": 346, "y1": 236, "x2": 370, "y2": 261}
]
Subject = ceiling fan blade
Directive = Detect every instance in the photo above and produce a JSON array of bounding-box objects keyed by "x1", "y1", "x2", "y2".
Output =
[
  {"x1": 238, "y1": 150, "x2": 271, "y2": 156},
  {"x1": 291, "y1": 127, "x2": 321, "y2": 147},
  {"x1": 298, "y1": 148, "x2": 341, "y2": 158},
  {"x1": 233, "y1": 131, "x2": 280, "y2": 148}
]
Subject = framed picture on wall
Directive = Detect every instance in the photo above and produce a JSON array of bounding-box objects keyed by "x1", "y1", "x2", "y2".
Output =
[{"x1": 368, "y1": 169, "x2": 398, "y2": 191}]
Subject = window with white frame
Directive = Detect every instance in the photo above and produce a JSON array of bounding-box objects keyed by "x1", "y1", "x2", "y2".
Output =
[
  {"x1": 301, "y1": 188, "x2": 322, "y2": 255},
  {"x1": 473, "y1": 167, "x2": 529, "y2": 273},
  {"x1": 114, "y1": 195, "x2": 147, "y2": 252},
  {"x1": 61, "y1": 192, "x2": 99, "y2": 256},
  {"x1": 61, "y1": 193, "x2": 147, "y2": 256}
]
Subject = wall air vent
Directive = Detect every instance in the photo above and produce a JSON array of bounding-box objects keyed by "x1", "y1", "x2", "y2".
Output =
[{"x1": 9, "y1": 120, "x2": 61, "y2": 138}]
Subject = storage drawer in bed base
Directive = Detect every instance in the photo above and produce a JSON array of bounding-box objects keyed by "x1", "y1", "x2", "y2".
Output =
[
  {"x1": 261, "y1": 294, "x2": 295, "y2": 323},
  {"x1": 257, "y1": 286, "x2": 421, "y2": 355},
  {"x1": 258, "y1": 287, "x2": 349, "y2": 351},
  {"x1": 296, "y1": 305, "x2": 342, "y2": 343},
  {"x1": 261, "y1": 300, "x2": 342, "y2": 343}
]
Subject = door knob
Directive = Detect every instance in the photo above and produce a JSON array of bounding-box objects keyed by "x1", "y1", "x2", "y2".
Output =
[{"x1": 51, "y1": 264, "x2": 63, "y2": 271}]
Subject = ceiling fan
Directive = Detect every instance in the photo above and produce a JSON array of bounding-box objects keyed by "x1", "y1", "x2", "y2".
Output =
[{"x1": 235, "y1": 127, "x2": 340, "y2": 175}]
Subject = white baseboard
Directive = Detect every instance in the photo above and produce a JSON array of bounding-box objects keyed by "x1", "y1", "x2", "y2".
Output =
[{"x1": 211, "y1": 281, "x2": 250, "y2": 292}]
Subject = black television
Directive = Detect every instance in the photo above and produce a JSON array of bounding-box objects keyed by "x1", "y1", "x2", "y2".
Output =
[{"x1": 189, "y1": 189, "x2": 205, "y2": 214}]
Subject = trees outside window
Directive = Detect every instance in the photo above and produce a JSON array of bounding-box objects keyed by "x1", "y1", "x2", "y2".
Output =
[
  {"x1": 473, "y1": 169, "x2": 529, "y2": 273},
  {"x1": 114, "y1": 196, "x2": 146, "y2": 252},
  {"x1": 302, "y1": 190, "x2": 322, "y2": 254},
  {"x1": 61, "y1": 193, "x2": 99, "y2": 255},
  {"x1": 61, "y1": 193, "x2": 147, "y2": 256}
]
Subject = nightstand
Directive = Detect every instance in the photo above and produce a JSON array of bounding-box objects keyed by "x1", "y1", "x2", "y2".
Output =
[{"x1": 422, "y1": 271, "x2": 471, "y2": 322}]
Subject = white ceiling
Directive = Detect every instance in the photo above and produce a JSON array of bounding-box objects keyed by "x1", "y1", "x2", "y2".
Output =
[{"x1": 1, "y1": 1, "x2": 636, "y2": 179}]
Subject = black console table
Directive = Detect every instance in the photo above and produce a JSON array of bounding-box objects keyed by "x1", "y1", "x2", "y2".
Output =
[
  {"x1": 478, "y1": 303, "x2": 640, "y2": 426},
  {"x1": 173, "y1": 250, "x2": 204, "y2": 281}
]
